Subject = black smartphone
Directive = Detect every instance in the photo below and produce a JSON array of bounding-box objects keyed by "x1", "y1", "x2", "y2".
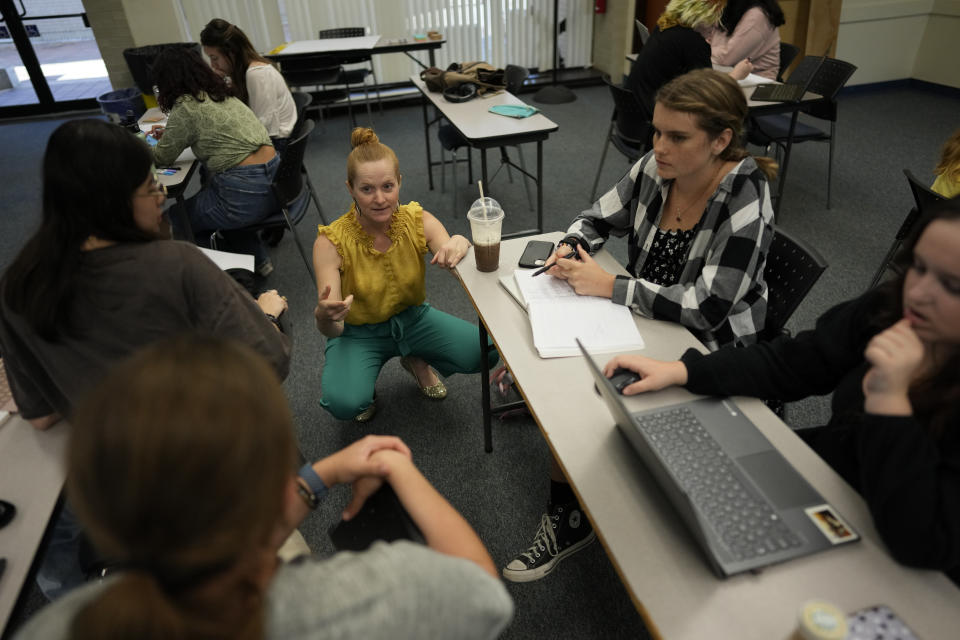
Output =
[
  {"x1": 328, "y1": 484, "x2": 424, "y2": 552},
  {"x1": 518, "y1": 240, "x2": 554, "y2": 268}
]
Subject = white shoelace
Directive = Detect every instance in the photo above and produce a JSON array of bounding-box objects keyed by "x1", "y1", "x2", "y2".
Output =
[{"x1": 520, "y1": 513, "x2": 559, "y2": 563}]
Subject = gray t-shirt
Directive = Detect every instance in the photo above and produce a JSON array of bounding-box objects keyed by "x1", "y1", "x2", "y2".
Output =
[
  {"x1": 0, "y1": 240, "x2": 291, "y2": 419},
  {"x1": 13, "y1": 541, "x2": 514, "y2": 639}
]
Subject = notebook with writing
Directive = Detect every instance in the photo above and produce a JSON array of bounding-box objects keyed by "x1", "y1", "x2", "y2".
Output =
[{"x1": 577, "y1": 340, "x2": 859, "y2": 578}]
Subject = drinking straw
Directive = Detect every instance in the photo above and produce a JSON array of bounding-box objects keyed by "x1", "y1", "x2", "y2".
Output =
[{"x1": 478, "y1": 180, "x2": 488, "y2": 220}]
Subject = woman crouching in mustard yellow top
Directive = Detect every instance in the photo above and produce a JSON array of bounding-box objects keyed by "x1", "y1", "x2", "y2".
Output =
[{"x1": 313, "y1": 128, "x2": 497, "y2": 422}]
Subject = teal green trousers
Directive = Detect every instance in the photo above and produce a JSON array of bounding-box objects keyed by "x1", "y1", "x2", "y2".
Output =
[{"x1": 320, "y1": 304, "x2": 497, "y2": 420}]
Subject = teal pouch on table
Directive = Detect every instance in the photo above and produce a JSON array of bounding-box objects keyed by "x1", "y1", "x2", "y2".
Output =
[{"x1": 489, "y1": 104, "x2": 539, "y2": 118}]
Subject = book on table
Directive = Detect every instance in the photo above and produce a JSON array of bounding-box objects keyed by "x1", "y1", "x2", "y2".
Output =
[{"x1": 511, "y1": 269, "x2": 645, "y2": 358}]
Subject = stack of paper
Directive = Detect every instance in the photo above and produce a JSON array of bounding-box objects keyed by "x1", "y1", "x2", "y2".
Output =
[{"x1": 512, "y1": 270, "x2": 645, "y2": 358}]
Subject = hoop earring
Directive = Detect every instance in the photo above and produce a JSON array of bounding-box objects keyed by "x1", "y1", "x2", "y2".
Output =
[{"x1": 354, "y1": 199, "x2": 361, "y2": 217}]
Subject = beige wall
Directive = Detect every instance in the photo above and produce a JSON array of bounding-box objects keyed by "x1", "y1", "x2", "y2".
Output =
[
  {"x1": 589, "y1": 0, "x2": 959, "y2": 89},
  {"x1": 837, "y1": 0, "x2": 960, "y2": 87},
  {"x1": 84, "y1": 0, "x2": 137, "y2": 90},
  {"x1": 591, "y1": 0, "x2": 636, "y2": 81}
]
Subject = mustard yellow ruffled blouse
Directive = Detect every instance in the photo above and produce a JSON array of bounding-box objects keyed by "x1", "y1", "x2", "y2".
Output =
[{"x1": 317, "y1": 201, "x2": 428, "y2": 325}]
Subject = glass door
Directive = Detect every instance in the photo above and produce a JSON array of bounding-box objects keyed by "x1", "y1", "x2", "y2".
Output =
[{"x1": 0, "y1": 0, "x2": 108, "y2": 118}]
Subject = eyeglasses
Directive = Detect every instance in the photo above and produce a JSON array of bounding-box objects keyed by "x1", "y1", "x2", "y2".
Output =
[{"x1": 137, "y1": 176, "x2": 167, "y2": 200}]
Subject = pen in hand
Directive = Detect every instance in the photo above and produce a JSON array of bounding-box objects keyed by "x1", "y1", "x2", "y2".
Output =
[{"x1": 532, "y1": 247, "x2": 579, "y2": 277}]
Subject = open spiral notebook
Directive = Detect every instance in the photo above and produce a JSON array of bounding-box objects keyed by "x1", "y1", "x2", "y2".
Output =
[{"x1": 501, "y1": 269, "x2": 645, "y2": 358}]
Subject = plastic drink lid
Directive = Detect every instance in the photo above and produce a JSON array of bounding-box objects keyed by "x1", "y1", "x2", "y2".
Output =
[{"x1": 797, "y1": 600, "x2": 848, "y2": 640}]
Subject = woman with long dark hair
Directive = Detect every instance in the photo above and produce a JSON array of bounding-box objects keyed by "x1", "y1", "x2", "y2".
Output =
[
  {"x1": 12, "y1": 336, "x2": 513, "y2": 639},
  {"x1": 150, "y1": 46, "x2": 279, "y2": 275},
  {"x1": 200, "y1": 18, "x2": 296, "y2": 151},
  {"x1": 706, "y1": 0, "x2": 786, "y2": 80},
  {"x1": 0, "y1": 118, "x2": 289, "y2": 599},
  {"x1": 602, "y1": 198, "x2": 960, "y2": 583}
]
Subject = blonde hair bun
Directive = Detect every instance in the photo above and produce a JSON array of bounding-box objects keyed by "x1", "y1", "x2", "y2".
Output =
[{"x1": 350, "y1": 127, "x2": 379, "y2": 148}]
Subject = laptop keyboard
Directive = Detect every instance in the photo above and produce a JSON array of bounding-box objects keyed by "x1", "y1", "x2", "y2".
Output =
[
  {"x1": 753, "y1": 83, "x2": 801, "y2": 102},
  {"x1": 636, "y1": 407, "x2": 803, "y2": 562}
]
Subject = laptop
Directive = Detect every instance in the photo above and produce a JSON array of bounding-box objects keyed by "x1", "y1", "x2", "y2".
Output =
[
  {"x1": 634, "y1": 20, "x2": 650, "y2": 46},
  {"x1": 751, "y1": 49, "x2": 828, "y2": 103},
  {"x1": 577, "y1": 340, "x2": 859, "y2": 578}
]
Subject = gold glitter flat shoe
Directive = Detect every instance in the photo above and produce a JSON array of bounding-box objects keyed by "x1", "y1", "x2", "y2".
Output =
[
  {"x1": 354, "y1": 397, "x2": 377, "y2": 422},
  {"x1": 400, "y1": 356, "x2": 447, "y2": 399}
]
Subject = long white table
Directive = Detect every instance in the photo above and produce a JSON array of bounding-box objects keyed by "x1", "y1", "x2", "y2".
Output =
[
  {"x1": 410, "y1": 75, "x2": 558, "y2": 238},
  {"x1": 455, "y1": 234, "x2": 960, "y2": 639},
  {"x1": 138, "y1": 107, "x2": 199, "y2": 241},
  {"x1": 0, "y1": 416, "x2": 69, "y2": 636}
]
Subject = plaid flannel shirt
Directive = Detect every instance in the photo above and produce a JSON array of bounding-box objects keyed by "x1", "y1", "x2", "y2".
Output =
[{"x1": 567, "y1": 151, "x2": 774, "y2": 350}]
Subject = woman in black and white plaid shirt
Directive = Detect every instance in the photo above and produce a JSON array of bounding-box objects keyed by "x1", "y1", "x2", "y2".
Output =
[
  {"x1": 503, "y1": 68, "x2": 778, "y2": 584},
  {"x1": 545, "y1": 68, "x2": 777, "y2": 352}
]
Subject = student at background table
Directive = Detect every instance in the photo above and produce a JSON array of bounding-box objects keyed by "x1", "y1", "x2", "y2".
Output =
[
  {"x1": 503, "y1": 69, "x2": 776, "y2": 583},
  {"x1": 12, "y1": 336, "x2": 514, "y2": 639},
  {"x1": 313, "y1": 127, "x2": 496, "y2": 422},
  {"x1": 150, "y1": 46, "x2": 280, "y2": 276},
  {"x1": 627, "y1": 0, "x2": 753, "y2": 120},
  {"x1": 603, "y1": 198, "x2": 960, "y2": 584},
  {"x1": 932, "y1": 129, "x2": 960, "y2": 198},
  {"x1": 200, "y1": 18, "x2": 297, "y2": 153},
  {"x1": 0, "y1": 118, "x2": 289, "y2": 600},
  {"x1": 705, "y1": 0, "x2": 785, "y2": 80}
]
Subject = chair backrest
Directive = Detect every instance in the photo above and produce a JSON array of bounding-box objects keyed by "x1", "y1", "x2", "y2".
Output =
[
  {"x1": 807, "y1": 57, "x2": 857, "y2": 101},
  {"x1": 785, "y1": 56, "x2": 856, "y2": 122},
  {"x1": 777, "y1": 42, "x2": 800, "y2": 82},
  {"x1": 318, "y1": 27, "x2": 365, "y2": 38},
  {"x1": 605, "y1": 75, "x2": 652, "y2": 151},
  {"x1": 903, "y1": 168, "x2": 946, "y2": 224},
  {"x1": 505, "y1": 65, "x2": 528, "y2": 94},
  {"x1": 272, "y1": 119, "x2": 314, "y2": 209},
  {"x1": 292, "y1": 91, "x2": 312, "y2": 126},
  {"x1": 762, "y1": 227, "x2": 828, "y2": 340}
]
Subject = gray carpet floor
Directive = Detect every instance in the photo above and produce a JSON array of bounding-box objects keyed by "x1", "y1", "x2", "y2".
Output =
[{"x1": 1, "y1": 80, "x2": 958, "y2": 639}]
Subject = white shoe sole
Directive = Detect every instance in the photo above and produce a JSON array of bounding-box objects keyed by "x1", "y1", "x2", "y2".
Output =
[{"x1": 502, "y1": 529, "x2": 596, "y2": 583}]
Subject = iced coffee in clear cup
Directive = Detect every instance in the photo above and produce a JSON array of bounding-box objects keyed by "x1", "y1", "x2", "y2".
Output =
[{"x1": 467, "y1": 198, "x2": 504, "y2": 273}]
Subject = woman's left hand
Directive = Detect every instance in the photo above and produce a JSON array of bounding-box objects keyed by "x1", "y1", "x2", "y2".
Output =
[
  {"x1": 430, "y1": 234, "x2": 471, "y2": 269},
  {"x1": 551, "y1": 244, "x2": 616, "y2": 298},
  {"x1": 862, "y1": 318, "x2": 925, "y2": 415}
]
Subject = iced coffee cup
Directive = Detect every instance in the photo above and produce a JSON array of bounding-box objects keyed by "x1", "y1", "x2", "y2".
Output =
[{"x1": 466, "y1": 198, "x2": 504, "y2": 272}]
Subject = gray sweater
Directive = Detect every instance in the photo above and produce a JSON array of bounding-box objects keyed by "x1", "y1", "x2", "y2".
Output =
[{"x1": 14, "y1": 541, "x2": 514, "y2": 639}]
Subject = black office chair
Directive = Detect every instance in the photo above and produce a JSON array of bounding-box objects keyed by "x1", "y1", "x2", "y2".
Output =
[
  {"x1": 438, "y1": 64, "x2": 533, "y2": 212},
  {"x1": 761, "y1": 227, "x2": 828, "y2": 341},
  {"x1": 486, "y1": 64, "x2": 535, "y2": 210},
  {"x1": 777, "y1": 42, "x2": 800, "y2": 82},
  {"x1": 868, "y1": 169, "x2": 945, "y2": 289},
  {"x1": 318, "y1": 27, "x2": 380, "y2": 122},
  {"x1": 277, "y1": 59, "x2": 349, "y2": 129},
  {"x1": 749, "y1": 56, "x2": 857, "y2": 209},
  {"x1": 590, "y1": 74, "x2": 652, "y2": 202},
  {"x1": 211, "y1": 120, "x2": 324, "y2": 280}
]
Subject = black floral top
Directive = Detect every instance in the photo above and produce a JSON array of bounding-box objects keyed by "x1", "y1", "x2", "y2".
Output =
[{"x1": 637, "y1": 226, "x2": 698, "y2": 286}]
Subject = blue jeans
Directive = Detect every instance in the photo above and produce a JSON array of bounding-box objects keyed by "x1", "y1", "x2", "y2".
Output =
[
  {"x1": 36, "y1": 503, "x2": 86, "y2": 601},
  {"x1": 174, "y1": 154, "x2": 281, "y2": 265}
]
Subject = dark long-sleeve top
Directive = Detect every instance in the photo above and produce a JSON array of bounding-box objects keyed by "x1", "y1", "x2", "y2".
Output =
[
  {"x1": 567, "y1": 151, "x2": 774, "y2": 350},
  {"x1": 681, "y1": 289, "x2": 960, "y2": 581},
  {"x1": 625, "y1": 25, "x2": 712, "y2": 118},
  {"x1": 0, "y1": 241, "x2": 291, "y2": 420}
]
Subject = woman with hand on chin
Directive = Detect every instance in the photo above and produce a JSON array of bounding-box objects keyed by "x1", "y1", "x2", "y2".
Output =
[
  {"x1": 503, "y1": 69, "x2": 776, "y2": 584},
  {"x1": 605, "y1": 199, "x2": 960, "y2": 583},
  {"x1": 313, "y1": 127, "x2": 496, "y2": 423}
]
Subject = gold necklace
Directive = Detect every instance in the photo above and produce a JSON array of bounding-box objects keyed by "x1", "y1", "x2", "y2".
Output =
[{"x1": 672, "y1": 161, "x2": 723, "y2": 223}]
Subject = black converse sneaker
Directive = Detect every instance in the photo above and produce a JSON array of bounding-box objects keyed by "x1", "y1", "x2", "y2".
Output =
[{"x1": 502, "y1": 502, "x2": 596, "y2": 582}]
